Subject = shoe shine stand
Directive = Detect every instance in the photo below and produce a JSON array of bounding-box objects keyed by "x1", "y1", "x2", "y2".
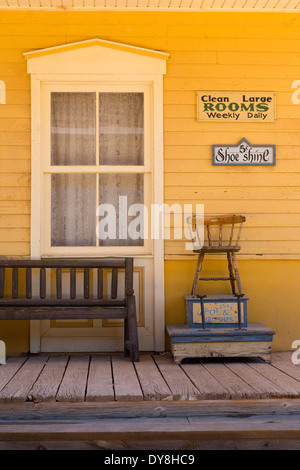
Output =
[{"x1": 167, "y1": 215, "x2": 275, "y2": 364}]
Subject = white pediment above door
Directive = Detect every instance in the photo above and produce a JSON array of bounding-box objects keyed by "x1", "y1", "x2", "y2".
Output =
[{"x1": 24, "y1": 38, "x2": 169, "y2": 75}]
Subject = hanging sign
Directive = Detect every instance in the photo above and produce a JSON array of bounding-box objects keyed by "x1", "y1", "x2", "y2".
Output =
[
  {"x1": 197, "y1": 91, "x2": 276, "y2": 122},
  {"x1": 212, "y1": 138, "x2": 276, "y2": 166}
]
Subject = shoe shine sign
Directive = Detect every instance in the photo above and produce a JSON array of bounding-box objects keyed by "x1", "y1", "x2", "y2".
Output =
[
  {"x1": 197, "y1": 91, "x2": 276, "y2": 122},
  {"x1": 212, "y1": 138, "x2": 276, "y2": 166}
]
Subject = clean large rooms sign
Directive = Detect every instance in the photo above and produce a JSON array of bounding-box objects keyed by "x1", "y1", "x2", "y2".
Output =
[{"x1": 197, "y1": 91, "x2": 276, "y2": 122}]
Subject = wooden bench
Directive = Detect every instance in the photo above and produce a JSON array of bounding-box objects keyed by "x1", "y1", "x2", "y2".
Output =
[{"x1": 0, "y1": 258, "x2": 139, "y2": 362}]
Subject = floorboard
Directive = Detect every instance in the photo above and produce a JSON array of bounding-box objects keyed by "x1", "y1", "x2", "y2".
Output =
[{"x1": 0, "y1": 352, "x2": 299, "y2": 403}]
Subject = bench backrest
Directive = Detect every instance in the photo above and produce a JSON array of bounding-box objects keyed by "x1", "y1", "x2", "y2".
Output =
[{"x1": 0, "y1": 258, "x2": 134, "y2": 305}]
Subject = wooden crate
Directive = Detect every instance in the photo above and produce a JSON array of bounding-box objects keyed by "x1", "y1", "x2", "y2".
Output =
[
  {"x1": 166, "y1": 323, "x2": 275, "y2": 364},
  {"x1": 185, "y1": 295, "x2": 248, "y2": 329}
]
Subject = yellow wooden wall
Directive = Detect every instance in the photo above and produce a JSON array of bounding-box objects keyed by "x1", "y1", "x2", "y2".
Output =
[{"x1": 0, "y1": 10, "x2": 300, "y2": 352}]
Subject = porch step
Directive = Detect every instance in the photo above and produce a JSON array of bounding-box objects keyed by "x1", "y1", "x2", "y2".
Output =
[{"x1": 1, "y1": 414, "x2": 300, "y2": 449}]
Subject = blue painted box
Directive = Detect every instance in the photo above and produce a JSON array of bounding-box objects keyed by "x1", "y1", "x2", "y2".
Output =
[{"x1": 185, "y1": 295, "x2": 248, "y2": 329}]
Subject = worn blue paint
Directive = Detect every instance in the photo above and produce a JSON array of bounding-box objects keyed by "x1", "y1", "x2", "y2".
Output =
[
  {"x1": 185, "y1": 295, "x2": 248, "y2": 329},
  {"x1": 167, "y1": 322, "x2": 275, "y2": 345}
]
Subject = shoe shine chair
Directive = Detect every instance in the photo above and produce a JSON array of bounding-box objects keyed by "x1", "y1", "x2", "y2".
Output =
[
  {"x1": 188, "y1": 214, "x2": 246, "y2": 297},
  {"x1": 167, "y1": 213, "x2": 275, "y2": 363}
]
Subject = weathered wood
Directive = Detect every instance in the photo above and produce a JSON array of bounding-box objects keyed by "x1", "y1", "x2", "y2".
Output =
[
  {"x1": 70, "y1": 268, "x2": 76, "y2": 299},
  {"x1": 84, "y1": 268, "x2": 89, "y2": 300},
  {"x1": 224, "y1": 361, "x2": 286, "y2": 398},
  {"x1": 0, "y1": 356, "x2": 28, "y2": 392},
  {"x1": 269, "y1": 351, "x2": 300, "y2": 382},
  {"x1": 12, "y1": 267, "x2": 18, "y2": 298},
  {"x1": 2, "y1": 414, "x2": 300, "y2": 444},
  {"x1": 97, "y1": 268, "x2": 103, "y2": 299},
  {"x1": 247, "y1": 359, "x2": 300, "y2": 397},
  {"x1": 39, "y1": 267, "x2": 46, "y2": 299},
  {"x1": 0, "y1": 356, "x2": 47, "y2": 403},
  {"x1": 85, "y1": 356, "x2": 114, "y2": 402},
  {"x1": 0, "y1": 259, "x2": 126, "y2": 269},
  {"x1": 202, "y1": 361, "x2": 258, "y2": 399},
  {"x1": 2, "y1": 397, "x2": 300, "y2": 421},
  {"x1": 181, "y1": 362, "x2": 230, "y2": 400},
  {"x1": 111, "y1": 267, "x2": 118, "y2": 299},
  {"x1": 0, "y1": 307, "x2": 128, "y2": 320},
  {"x1": 27, "y1": 356, "x2": 69, "y2": 403},
  {"x1": 0, "y1": 257, "x2": 139, "y2": 361},
  {"x1": 190, "y1": 213, "x2": 245, "y2": 295},
  {"x1": 153, "y1": 354, "x2": 200, "y2": 400},
  {"x1": 26, "y1": 267, "x2": 32, "y2": 299},
  {"x1": 0, "y1": 267, "x2": 4, "y2": 298},
  {"x1": 134, "y1": 355, "x2": 173, "y2": 401},
  {"x1": 56, "y1": 268, "x2": 62, "y2": 299},
  {"x1": 112, "y1": 356, "x2": 143, "y2": 401},
  {"x1": 56, "y1": 356, "x2": 90, "y2": 402}
]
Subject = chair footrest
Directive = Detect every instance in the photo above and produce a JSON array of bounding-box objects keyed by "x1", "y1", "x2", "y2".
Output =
[{"x1": 199, "y1": 277, "x2": 236, "y2": 281}]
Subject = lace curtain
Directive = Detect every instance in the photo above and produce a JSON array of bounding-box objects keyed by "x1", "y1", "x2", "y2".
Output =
[{"x1": 51, "y1": 92, "x2": 144, "y2": 247}]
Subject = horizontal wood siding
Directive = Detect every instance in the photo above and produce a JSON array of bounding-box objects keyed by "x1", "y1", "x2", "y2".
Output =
[{"x1": 0, "y1": 11, "x2": 299, "y2": 258}]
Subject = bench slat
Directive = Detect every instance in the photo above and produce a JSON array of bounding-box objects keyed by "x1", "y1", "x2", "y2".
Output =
[
  {"x1": 26, "y1": 268, "x2": 32, "y2": 299},
  {"x1": 0, "y1": 267, "x2": 4, "y2": 298},
  {"x1": 56, "y1": 268, "x2": 62, "y2": 299},
  {"x1": 111, "y1": 267, "x2": 118, "y2": 299},
  {"x1": 0, "y1": 307, "x2": 127, "y2": 320}
]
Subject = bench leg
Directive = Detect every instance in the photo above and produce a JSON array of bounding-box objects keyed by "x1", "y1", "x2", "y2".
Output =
[{"x1": 125, "y1": 295, "x2": 139, "y2": 362}]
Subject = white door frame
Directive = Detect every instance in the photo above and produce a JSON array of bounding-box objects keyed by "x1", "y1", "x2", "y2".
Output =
[{"x1": 25, "y1": 39, "x2": 169, "y2": 353}]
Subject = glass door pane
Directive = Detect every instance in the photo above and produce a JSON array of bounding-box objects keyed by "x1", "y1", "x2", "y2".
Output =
[
  {"x1": 51, "y1": 174, "x2": 96, "y2": 246},
  {"x1": 99, "y1": 92, "x2": 144, "y2": 166},
  {"x1": 51, "y1": 92, "x2": 96, "y2": 166},
  {"x1": 98, "y1": 173, "x2": 144, "y2": 246}
]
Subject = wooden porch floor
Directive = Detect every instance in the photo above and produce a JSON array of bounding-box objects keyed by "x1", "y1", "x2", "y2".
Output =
[{"x1": 1, "y1": 351, "x2": 300, "y2": 403}]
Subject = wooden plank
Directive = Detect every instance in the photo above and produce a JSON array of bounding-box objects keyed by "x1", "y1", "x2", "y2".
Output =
[
  {"x1": 0, "y1": 356, "x2": 47, "y2": 403},
  {"x1": 97, "y1": 268, "x2": 103, "y2": 299},
  {"x1": 12, "y1": 267, "x2": 18, "y2": 298},
  {"x1": 270, "y1": 351, "x2": 300, "y2": 382},
  {"x1": 224, "y1": 361, "x2": 287, "y2": 398},
  {"x1": 0, "y1": 356, "x2": 28, "y2": 392},
  {"x1": 0, "y1": 267, "x2": 4, "y2": 298},
  {"x1": 202, "y1": 361, "x2": 258, "y2": 399},
  {"x1": 27, "y1": 356, "x2": 68, "y2": 403},
  {"x1": 170, "y1": 341, "x2": 272, "y2": 364},
  {"x1": 181, "y1": 362, "x2": 230, "y2": 399},
  {"x1": 134, "y1": 355, "x2": 173, "y2": 401},
  {"x1": 39, "y1": 267, "x2": 46, "y2": 299},
  {"x1": 247, "y1": 359, "x2": 300, "y2": 397},
  {"x1": 2, "y1": 398, "x2": 300, "y2": 421},
  {"x1": 56, "y1": 268, "x2": 62, "y2": 299},
  {"x1": 111, "y1": 267, "x2": 118, "y2": 299},
  {"x1": 70, "y1": 268, "x2": 76, "y2": 299},
  {"x1": 153, "y1": 354, "x2": 200, "y2": 400},
  {"x1": 2, "y1": 415, "x2": 300, "y2": 443},
  {"x1": 111, "y1": 356, "x2": 143, "y2": 402},
  {"x1": 84, "y1": 268, "x2": 89, "y2": 300},
  {"x1": 85, "y1": 356, "x2": 114, "y2": 402},
  {"x1": 56, "y1": 356, "x2": 90, "y2": 402},
  {"x1": 26, "y1": 267, "x2": 32, "y2": 299}
]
